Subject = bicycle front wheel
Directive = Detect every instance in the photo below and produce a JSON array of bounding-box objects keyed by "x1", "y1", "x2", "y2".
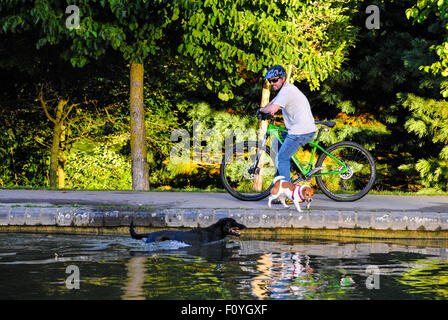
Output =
[
  {"x1": 220, "y1": 141, "x2": 277, "y2": 201},
  {"x1": 315, "y1": 141, "x2": 376, "y2": 202}
]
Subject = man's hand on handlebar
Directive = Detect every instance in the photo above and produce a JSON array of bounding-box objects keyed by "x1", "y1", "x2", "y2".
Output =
[{"x1": 257, "y1": 109, "x2": 273, "y2": 120}]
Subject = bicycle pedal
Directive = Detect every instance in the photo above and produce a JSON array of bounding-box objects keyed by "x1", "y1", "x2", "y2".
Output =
[{"x1": 305, "y1": 166, "x2": 323, "y2": 178}]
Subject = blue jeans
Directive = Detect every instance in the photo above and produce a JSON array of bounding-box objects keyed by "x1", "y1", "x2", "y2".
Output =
[{"x1": 274, "y1": 131, "x2": 315, "y2": 182}]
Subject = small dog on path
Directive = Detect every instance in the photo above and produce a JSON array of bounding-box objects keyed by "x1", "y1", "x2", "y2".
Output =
[{"x1": 268, "y1": 176, "x2": 315, "y2": 212}]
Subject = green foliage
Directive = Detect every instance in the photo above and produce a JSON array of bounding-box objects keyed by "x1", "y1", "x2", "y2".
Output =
[
  {"x1": 65, "y1": 0, "x2": 176, "y2": 66},
  {"x1": 178, "y1": 0, "x2": 359, "y2": 99},
  {"x1": 65, "y1": 141, "x2": 132, "y2": 190},
  {"x1": 162, "y1": 100, "x2": 259, "y2": 189},
  {"x1": 143, "y1": 83, "x2": 186, "y2": 188},
  {"x1": 0, "y1": 98, "x2": 50, "y2": 187},
  {"x1": 181, "y1": 101, "x2": 258, "y2": 140},
  {"x1": 0, "y1": 0, "x2": 176, "y2": 67},
  {"x1": 318, "y1": 114, "x2": 389, "y2": 151},
  {"x1": 2, "y1": 0, "x2": 448, "y2": 193},
  {"x1": 406, "y1": 0, "x2": 448, "y2": 96},
  {"x1": 306, "y1": 0, "x2": 448, "y2": 192},
  {"x1": 144, "y1": 87, "x2": 181, "y2": 161},
  {"x1": 398, "y1": 93, "x2": 448, "y2": 190}
]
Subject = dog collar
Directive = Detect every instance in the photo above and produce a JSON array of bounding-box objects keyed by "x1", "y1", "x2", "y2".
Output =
[{"x1": 292, "y1": 185, "x2": 305, "y2": 202}]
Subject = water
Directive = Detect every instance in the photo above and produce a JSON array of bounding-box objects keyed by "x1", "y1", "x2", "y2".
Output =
[{"x1": 0, "y1": 233, "x2": 448, "y2": 300}]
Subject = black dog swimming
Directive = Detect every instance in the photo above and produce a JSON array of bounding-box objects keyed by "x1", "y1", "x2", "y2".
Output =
[{"x1": 129, "y1": 217, "x2": 246, "y2": 245}]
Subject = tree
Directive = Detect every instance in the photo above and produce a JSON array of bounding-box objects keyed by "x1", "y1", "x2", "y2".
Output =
[
  {"x1": 307, "y1": 0, "x2": 448, "y2": 192},
  {"x1": 176, "y1": 0, "x2": 360, "y2": 190},
  {"x1": 178, "y1": 0, "x2": 360, "y2": 100},
  {"x1": 0, "y1": 0, "x2": 367, "y2": 191},
  {"x1": 406, "y1": 0, "x2": 448, "y2": 97},
  {"x1": 66, "y1": 0, "x2": 182, "y2": 190},
  {"x1": 399, "y1": 94, "x2": 448, "y2": 190},
  {"x1": 0, "y1": 16, "x2": 108, "y2": 188},
  {"x1": 0, "y1": 0, "x2": 181, "y2": 190},
  {"x1": 400, "y1": 0, "x2": 448, "y2": 190},
  {"x1": 38, "y1": 85, "x2": 78, "y2": 188},
  {"x1": 0, "y1": 74, "x2": 51, "y2": 187}
]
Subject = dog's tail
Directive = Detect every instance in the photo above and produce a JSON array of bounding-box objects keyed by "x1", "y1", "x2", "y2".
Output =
[
  {"x1": 273, "y1": 176, "x2": 286, "y2": 185},
  {"x1": 129, "y1": 220, "x2": 146, "y2": 240}
]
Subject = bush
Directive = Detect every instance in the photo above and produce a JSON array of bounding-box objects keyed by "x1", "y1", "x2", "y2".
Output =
[{"x1": 65, "y1": 142, "x2": 132, "y2": 190}]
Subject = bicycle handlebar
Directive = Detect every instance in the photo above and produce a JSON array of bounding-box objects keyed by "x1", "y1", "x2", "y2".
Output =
[{"x1": 256, "y1": 110, "x2": 274, "y2": 121}]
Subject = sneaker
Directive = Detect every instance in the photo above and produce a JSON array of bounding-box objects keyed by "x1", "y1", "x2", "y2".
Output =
[{"x1": 271, "y1": 198, "x2": 294, "y2": 205}]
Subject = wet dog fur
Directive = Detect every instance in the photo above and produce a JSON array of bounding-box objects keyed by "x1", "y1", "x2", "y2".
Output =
[{"x1": 130, "y1": 217, "x2": 246, "y2": 245}]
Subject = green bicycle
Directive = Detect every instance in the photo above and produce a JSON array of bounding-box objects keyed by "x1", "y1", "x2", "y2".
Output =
[{"x1": 220, "y1": 113, "x2": 376, "y2": 202}]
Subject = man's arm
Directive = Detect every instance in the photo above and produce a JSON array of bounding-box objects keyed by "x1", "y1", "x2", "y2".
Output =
[{"x1": 259, "y1": 102, "x2": 282, "y2": 115}]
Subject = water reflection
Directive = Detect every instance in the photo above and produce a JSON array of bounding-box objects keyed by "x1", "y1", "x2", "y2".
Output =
[
  {"x1": 0, "y1": 234, "x2": 448, "y2": 300},
  {"x1": 122, "y1": 257, "x2": 146, "y2": 300},
  {"x1": 116, "y1": 239, "x2": 448, "y2": 300},
  {"x1": 239, "y1": 240, "x2": 448, "y2": 300},
  {"x1": 240, "y1": 242, "x2": 358, "y2": 299},
  {"x1": 249, "y1": 252, "x2": 317, "y2": 299},
  {"x1": 398, "y1": 259, "x2": 448, "y2": 299}
]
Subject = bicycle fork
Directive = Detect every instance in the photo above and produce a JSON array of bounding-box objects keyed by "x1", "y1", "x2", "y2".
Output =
[{"x1": 247, "y1": 134, "x2": 269, "y2": 176}]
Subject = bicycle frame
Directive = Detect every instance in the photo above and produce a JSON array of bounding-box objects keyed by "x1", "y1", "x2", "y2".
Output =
[
  {"x1": 263, "y1": 122, "x2": 348, "y2": 178},
  {"x1": 222, "y1": 115, "x2": 376, "y2": 202}
]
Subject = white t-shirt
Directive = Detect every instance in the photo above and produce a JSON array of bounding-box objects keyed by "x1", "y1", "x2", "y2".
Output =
[{"x1": 271, "y1": 83, "x2": 318, "y2": 135}]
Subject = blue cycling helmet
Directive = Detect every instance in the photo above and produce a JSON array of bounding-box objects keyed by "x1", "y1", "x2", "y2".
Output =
[{"x1": 263, "y1": 65, "x2": 287, "y2": 80}]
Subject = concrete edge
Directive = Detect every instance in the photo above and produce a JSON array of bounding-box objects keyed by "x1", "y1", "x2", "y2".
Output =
[{"x1": 0, "y1": 206, "x2": 448, "y2": 238}]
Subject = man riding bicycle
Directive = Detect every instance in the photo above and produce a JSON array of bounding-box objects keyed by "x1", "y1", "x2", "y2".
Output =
[{"x1": 258, "y1": 65, "x2": 318, "y2": 182}]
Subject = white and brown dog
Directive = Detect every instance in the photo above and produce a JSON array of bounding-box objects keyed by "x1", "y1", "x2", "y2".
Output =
[{"x1": 268, "y1": 176, "x2": 315, "y2": 212}]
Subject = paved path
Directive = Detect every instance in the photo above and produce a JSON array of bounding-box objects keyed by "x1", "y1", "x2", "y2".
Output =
[
  {"x1": 0, "y1": 190, "x2": 447, "y2": 233},
  {"x1": 0, "y1": 189, "x2": 447, "y2": 212}
]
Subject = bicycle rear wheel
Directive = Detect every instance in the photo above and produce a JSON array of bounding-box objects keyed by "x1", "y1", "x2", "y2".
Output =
[
  {"x1": 315, "y1": 141, "x2": 376, "y2": 201},
  {"x1": 220, "y1": 141, "x2": 276, "y2": 201}
]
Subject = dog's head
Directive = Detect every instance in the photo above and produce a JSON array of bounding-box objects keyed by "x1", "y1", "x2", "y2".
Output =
[
  {"x1": 216, "y1": 218, "x2": 246, "y2": 237},
  {"x1": 301, "y1": 186, "x2": 315, "y2": 209}
]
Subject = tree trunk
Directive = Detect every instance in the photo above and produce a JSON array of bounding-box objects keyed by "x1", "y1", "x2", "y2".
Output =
[
  {"x1": 253, "y1": 79, "x2": 271, "y2": 191},
  {"x1": 286, "y1": 65, "x2": 293, "y2": 83},
  {"x1": 49, "y1": 99, "x2": 67, "y2": 189},
  {"x1": 39, "y1": 87, "x2": 77, "y2": 189},
  {"x1": 49, "y1": 123, "x2": 62, "y2": 188},
  {"x1": 130, "y1": 62, "x2": 150, "y2": 191},
  {"x1": 58, "y1": 124, "x2": 67, "y2": 189}
]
